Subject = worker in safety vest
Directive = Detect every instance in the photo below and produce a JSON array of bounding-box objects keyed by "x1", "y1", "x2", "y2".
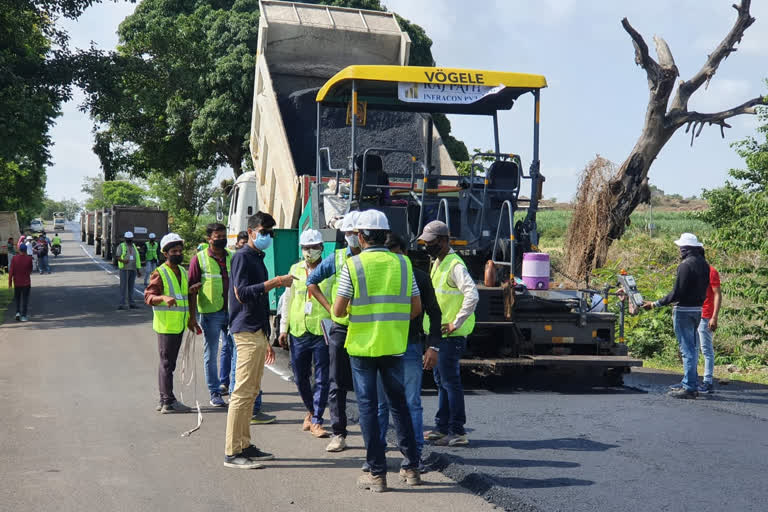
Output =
[
  {"x1": 144, "y1": 233, "x2": 202, "y2": 413},
  {"x1": 144, "y1": 233, "x2": 159, "y2": 286},
  {"x1": 278, "y1": 229, "x2": 331, "y2": 438},
  {"x1": 187, "y1": 223, "x2": 233, "y2": 408},
  {"x1": 306, "y1": 211, "x2": 361, "y2": 453},
  {"x1": 419, "y1": 220, "x2": 478, "y2": 447},
  {"x1": 116, "y1": 231, "x2": 142, "y2": 310},
  {"x1": 333, "y1": 209, "x2": 423, "y2": 492}
]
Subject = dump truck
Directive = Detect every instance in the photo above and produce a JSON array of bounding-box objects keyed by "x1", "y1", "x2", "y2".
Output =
[
  {"x1": 105, "y1": 206, "x2": 168, "y2": 265},
  {"x1": 0, "y1": 211, "x2": 21, "y2": 270},
  {"x1": 85, "y1": 212, "x2": 95, "y2": 246},
  {"x1": 228, "y1": 1, "x2": 641, "y2": 383},
  {"x1": 94, "y1": 210, "x2": 104, "y2": 255}
]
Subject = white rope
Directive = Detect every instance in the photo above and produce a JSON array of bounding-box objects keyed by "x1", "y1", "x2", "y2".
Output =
[{"x1": 179, "y1": 329, "x2": 203, "y2": 437}]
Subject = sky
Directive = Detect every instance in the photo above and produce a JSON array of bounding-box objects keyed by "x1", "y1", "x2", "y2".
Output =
[{"x1": 47, "y1": 0, "x2": 768, "y2": 202}]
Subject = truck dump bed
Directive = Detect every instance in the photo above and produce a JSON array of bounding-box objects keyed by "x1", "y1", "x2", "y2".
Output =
[{"x1": 249, "y1": 0, "x2": 456, "y2": 228}]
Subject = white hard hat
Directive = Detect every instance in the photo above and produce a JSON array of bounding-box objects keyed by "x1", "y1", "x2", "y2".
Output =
[
  {"x1": 299, "y1": 229, "x2": 323, "y2": 246},
  {"x1": 339, "y1": 211, "x2": 360, "y2": 232},
  {"x1": 160, "y1": 233, "x2": 184, "y2": 252},
  {"x1": 124, "y1": 231, "x2": 134, "y2": 239},
  {"x1": 674, "y1": 233, "x2": 703, "y2": 247},
  {"x1": 149, "y1": 233, "x2": 156, "y2": 239},
  {"x1": 355, "y1": 209, "x2": 390, "y2": 231}
]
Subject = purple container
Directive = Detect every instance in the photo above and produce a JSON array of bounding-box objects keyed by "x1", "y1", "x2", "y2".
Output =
[{"x1": 522, "y1": 252, "x2": 550, "y2": 290}]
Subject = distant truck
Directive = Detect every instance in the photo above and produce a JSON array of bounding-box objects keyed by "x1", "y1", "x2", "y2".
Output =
[
  {"x1": 0, "y1": 211, "x2": 21, "y2": 270},
  {"x1": 103, "y1": 206, "x2": 169, "y2": 265},
  {"x1": 85, "y1": 212, "x2": 95, "y2": 245}
]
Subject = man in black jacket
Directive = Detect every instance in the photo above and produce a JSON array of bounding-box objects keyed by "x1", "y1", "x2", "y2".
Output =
[{"x1": 643, "y1": 233, "x2": 710, "y2": 399}]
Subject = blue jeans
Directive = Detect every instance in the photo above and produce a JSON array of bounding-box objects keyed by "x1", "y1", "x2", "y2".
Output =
[
  {"x1": 229, "y1": 341, "x2": 263, "y2": 414},
  {"x1": 144, "y1": 259, "x2": 157, "y2": 286},
  {"x1": 39, "y1": 254, "x2": 50, "y2": 273},
  {"x1": 119, "y1": 269, "x2": 136, "y2": 306},
  {"x1": 376, "y1": 342, "x2": 424, "y2": 459},
  {"x1": 673, "y1": 307, "x2": 701, "y2": 392},
  {"x1": 219, "y1": 330, "x2": 234, "y2": 389},
  {"x1": 698, "y1": 318, "x2": 715, "y2": 384},
  {"x1": 350, "y1": 355, "x2": 418, "y2": 476},
  {"x1": 199, "y1": 310, "x2": 229, "y2": 394},
  {"x1": 433, "y1": 336, "x2": 467, "y2": 435},
  {"x1": 290, "y1": 333, "x2": 330, "y2": 424}
]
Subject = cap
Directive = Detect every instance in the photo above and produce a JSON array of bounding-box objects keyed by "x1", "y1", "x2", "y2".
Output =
[
  {"x1": 339, "y1": 211, "x2": 360, "y2": 232},
  {"x1": 355, "y1": 210, "x2": 389, "y2": 231},
  {"x1": 160, "y1": 233, "x2": 184, "y2": 252},
  {"x1": 418, "y1": 220, "x2": 449, "y2": 242},
  {"x1": 124, "y1": 231, "x2": 134, "y2": 239},
  {"x1": 299, "y1": 229, "x2": 323, "y2": 246},
  {"x1": 19, "y1": 243, "x2": 27, "y2": 252},
  {"x1": 149, "y1": 233, "x2": 156, "y2": 239},
  {"x1": 673, "y1": 233, "x2": 703, "y2": 247}
]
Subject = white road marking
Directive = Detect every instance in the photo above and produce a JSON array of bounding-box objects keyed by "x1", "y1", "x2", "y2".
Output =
[{"x1": 79, "y1": 244, "x2": 143, "y2": 296}]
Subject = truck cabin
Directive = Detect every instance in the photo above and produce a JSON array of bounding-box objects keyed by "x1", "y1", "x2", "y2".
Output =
[{"x1": 313, "y1": 65, "x2": 547, "y2": 276}]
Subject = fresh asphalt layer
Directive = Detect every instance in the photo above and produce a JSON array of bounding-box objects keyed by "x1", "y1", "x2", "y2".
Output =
[
  {"x1": 0, "y1": 228, "x2": 495, "y2": 512},
  {"x1": 3, "y1": 227, "x2": 767, "y2": 512}
]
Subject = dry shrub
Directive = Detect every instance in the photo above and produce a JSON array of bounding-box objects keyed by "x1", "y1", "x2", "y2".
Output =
[{"x1": 562, "y1": 155, "x2": 618, "y2": 282}]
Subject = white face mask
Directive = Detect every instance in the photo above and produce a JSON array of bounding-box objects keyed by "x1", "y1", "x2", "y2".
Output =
[
  {"x1": 303, "y1": 247, "x2": 322, "y2": 263},
  {"x1": 345, "y1": 234, "x2": 360, "y2": 248}
]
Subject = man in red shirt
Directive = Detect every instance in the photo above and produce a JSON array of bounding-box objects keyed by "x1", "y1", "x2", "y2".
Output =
[
  {"x1": 9, "y1": 244, "x2": 33, "y2": 321},
  {"x1": 698, "y1": 265, "x2": 721, "y2": 393}
]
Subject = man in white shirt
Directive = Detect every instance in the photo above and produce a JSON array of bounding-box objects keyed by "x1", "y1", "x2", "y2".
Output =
[{"x1": 419, "y1": 220, "x2": 478, "y2": 447}]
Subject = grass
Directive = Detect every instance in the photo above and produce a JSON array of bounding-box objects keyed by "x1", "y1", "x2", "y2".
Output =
[
  {"x1": 0, "y1": 276, "x2": 12, "y2": 324},
  {"x1": 642, "y1": 357, "x2": 768, "y2": 386}
]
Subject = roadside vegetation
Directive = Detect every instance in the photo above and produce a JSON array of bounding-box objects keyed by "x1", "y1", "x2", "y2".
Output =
[{"x1": 0, "y1": 276, "x2": 12, "y2": 324}]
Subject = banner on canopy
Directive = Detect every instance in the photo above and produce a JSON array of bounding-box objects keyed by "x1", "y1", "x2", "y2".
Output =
[{"x1": 398, "y1": 82, "x2": 504, "y2": 104}]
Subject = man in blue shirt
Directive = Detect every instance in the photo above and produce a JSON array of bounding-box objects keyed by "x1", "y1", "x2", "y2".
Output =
[
  {"x1": 306, "y1": 211, "x2": 361, "y2": 452},
  {"x1": 224, "y1": 212, "x2": 293, "y2": 470}
]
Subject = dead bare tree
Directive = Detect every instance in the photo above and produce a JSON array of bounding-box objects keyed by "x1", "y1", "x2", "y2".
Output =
[{"x1": 563, "y1": 0, "x2": 766, "y2": 279}]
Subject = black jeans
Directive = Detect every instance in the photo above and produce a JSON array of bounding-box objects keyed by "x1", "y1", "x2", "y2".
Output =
[
  {"x1": 14, "y1": 286, "x2": 30, "y2": 316},
  {"x1": 328, "y1": 322, "x2": 353, "y2": 437},
  {"x1": 157, "y1": 332, "x2": 183, "y2": 405}
]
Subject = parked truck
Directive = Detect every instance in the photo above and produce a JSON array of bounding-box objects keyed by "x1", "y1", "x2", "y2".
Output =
[
  {"x1": 104, "y1": 206, "x2": 169, "y2": 266},
  {"x1": 0, "y1": 211, "x2": 21, "y2": 270},
  {"x1": 86, "y1": 212, "x2": 95, "y2": 246},
  {"x1": 94, "y1": 210, "x2": 104, "y2": 255}
]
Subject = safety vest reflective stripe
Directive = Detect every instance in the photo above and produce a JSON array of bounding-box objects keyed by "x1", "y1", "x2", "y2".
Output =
[
  {"x1": 153, "y1": 264, "x2": 189, "y2": 334},
  {"x1": 196, "y1": 249, "x2": 231, "y2": 314},
  {"x1": 345, "y1": 250, "x2": 412, "y2": 357},
  {"x1": 427, "y1": 252, "x2": 475, "y2": 338}
]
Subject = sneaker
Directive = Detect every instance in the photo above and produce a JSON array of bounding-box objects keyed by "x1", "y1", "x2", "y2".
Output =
[
  {"x1": 418, "y1": 460, "x2": 429, "y2": 474},
  {"x1": 155, "y1": 401, "x2": 162, "y2": 412},
  {"x1": 223, "y1": 453, "x2": 264, "y2": 470},
  {"x1": 433, "y1": 434, "x2": 469, "y2": 446},
  {"x1": 310, "y1": 422, "x2": 329, "y2": 438},
  {"x1": 20, "y1": 316, "x2": 28, "y2": 322},
  {"x1": 160, "y1": 400, "x2": 192, "y2": 413},
  {"x1": 302, "y1": 412, "x2": 312, "y2": 431},
  {"x1": 210, "y1": 393, "x2": 226, "y2": 407},
  {"x1": 15, "y1": 312, "x2": 20, "y2": 321},
  {"x1": 361, "y1": 461, "x2": 371, "y2": 472},
  {"x1": 357, "y1": 473, "x2": 387, "y2": 493},
  {"x1": 326, "y1": 434, "x2": 347, "y2": 452},
  {"x1": 250, "y1": 412, "x2": 276, "y2": 425},
  {"x1": 668, "y1": 383, "x2": 684, "y2": 391},
  {"x1": 424, "y1": 430, "x2": 447, "y2": 441},
  {"x1": 698, "y1": 381, "x2": 715, "y2": 394},
  {"x1": 219, "y1": 384, "x2": 229, "y2": 396},
  {"x1": 241, "y1": 444, "x2": 274, "y2": 461},
  {"x1": 667, "y1": 388, "x2": 697, "y2": 399},
  {"x1": 399, "y1": 467, "x2": 422, "y2": 486}
]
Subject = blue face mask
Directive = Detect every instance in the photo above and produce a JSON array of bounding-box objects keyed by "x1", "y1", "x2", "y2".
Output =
[{"x1": 253, "y1": 232, "x2": 272, "y2": 251}]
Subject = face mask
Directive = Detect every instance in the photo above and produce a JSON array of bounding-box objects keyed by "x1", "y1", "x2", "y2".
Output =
[
  {"x1": 168, "y1": 254, "x2": 183, "y2": 265},
  {"x1": 252, "y1": 232, "x2": 272, "y2": 251},
  {"x1": 425, "y1": 243, "x2": 442, "y2": 258},
  {"x1": 211, "y1": 239, "x2": 227, "y2": 249},
  {"x1": 345, "y1": 234, "x2": 360, "y2": 248},
  {"x1": 126, "y1": 240, "x2": 133, "y2": 245},
  {"x1": 303, "y1": 248, "x2": 322, "y2": 263}
]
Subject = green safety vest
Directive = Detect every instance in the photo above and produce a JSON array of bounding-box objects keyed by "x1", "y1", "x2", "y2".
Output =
[
  {"x1": 196, "y1": 248, "x2": 232, "y2": 314},
  {"x1": 345, "y1": 250, "x2": 413, "y2": 357},
  {"x1": 153, "y1": 263, "x2": 189, "y2": 334},
  {"x1": 287, "y1": 260, "x2": 332, "y2": 336},
  {"x1": 117, "y1": 242, "x2": 142, "y2": 270},
  {"x1": 425, "y1": 252, "x2": 475, "y2": 337},
  {"x1": 52, "y1": 237, "x2": 61, "y2": 245},
  {"x1": 146, "y1": 241, "x2": 158, "y2": 261},
  {"x1": 330, "y1": 249, "x2": 349, "y2": 325}
]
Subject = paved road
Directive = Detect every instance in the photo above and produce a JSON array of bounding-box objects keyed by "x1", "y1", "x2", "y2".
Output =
[{"x1": 0, "y1": 230, "x2": 495, "y2": 512}]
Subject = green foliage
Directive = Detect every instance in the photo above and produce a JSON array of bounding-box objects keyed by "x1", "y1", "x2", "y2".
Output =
[
  {"x1": 81, "y1": 174, "x2": 147, "y2": 210},
  {"x1": 39, "y1": 197, "x2": 81, "y2": 220}
]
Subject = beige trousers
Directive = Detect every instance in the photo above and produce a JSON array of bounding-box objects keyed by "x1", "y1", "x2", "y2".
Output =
[{"x1": 225, "y1": 330, "x2": 269, "y2": 456}]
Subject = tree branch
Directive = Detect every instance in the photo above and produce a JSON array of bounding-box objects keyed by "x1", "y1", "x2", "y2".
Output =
[
  {"x1": 670, "y1": 0, "x2": 755, "y2": 111},
  {"x1": 621, "y1": 18, "x2": 661, "y2": 85},
  {"x1": 677, "y1": 95, "x2": 765, "y2": 145}
]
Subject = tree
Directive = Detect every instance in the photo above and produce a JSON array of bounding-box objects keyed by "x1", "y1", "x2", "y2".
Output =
[
  {"x1": 81, "y1": 174, "x2": 147, "y2": 210},
  {"x1": 40, "y1": 197, "x2": 82, "y2": 220},
  {"x1": 563, "y1": 0, "x2": 766, "y2": 279}
]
